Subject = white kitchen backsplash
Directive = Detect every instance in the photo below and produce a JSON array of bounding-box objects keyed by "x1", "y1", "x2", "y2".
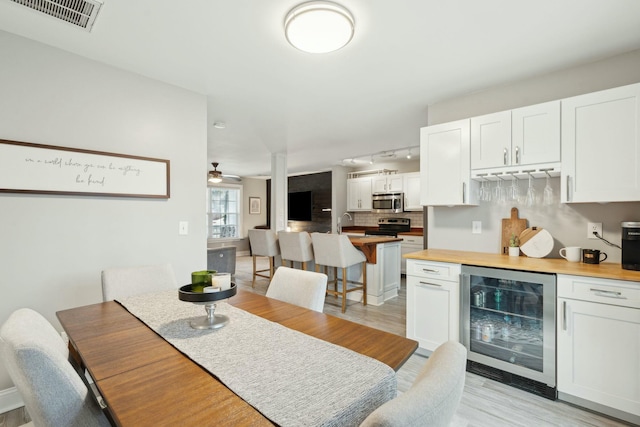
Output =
[{"x1": 354, "y1": 211, "x2": 424, "y2": 228}]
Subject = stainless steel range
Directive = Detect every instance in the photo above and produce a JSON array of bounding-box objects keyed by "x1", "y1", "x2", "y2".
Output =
[{"x1": 364, "y1": 218, "x2": 410, "y2": 237}]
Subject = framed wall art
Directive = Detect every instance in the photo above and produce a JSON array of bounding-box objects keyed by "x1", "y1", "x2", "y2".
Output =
[
  {"x1": 249, "y1": 197, "x2": 261, "y2": 214},
  {"x1": 0, "y1": 139, "x2": 170, "y2": 198}
]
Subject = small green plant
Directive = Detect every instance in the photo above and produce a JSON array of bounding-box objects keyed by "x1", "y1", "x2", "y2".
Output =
[{"x1": 509, "y1": 234, "x2": 520, "y2": 247}]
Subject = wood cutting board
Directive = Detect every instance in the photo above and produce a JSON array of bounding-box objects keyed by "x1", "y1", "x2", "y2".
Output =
[{"x1": 501, "y1": 207, "x2": 528, "y2": 255}]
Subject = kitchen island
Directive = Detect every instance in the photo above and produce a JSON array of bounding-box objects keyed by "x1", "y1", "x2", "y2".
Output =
[{"x1": 346, "y1": 235, "x2": 402, "y2": 305}]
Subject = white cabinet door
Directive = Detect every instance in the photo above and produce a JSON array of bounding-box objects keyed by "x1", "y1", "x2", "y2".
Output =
[
  {"x1": 400, "y1": 235, "x2": 422, "y2": 274},
  {"x1": 372, "y1": 175, "x2": 403, "y2": 193},
  {"x1": 471, "y1": 111, "x2": 512, "y2": 169},
  {"x1": 561, "y1": 83, "x2": 640, "y2": 203},
  {"x1": 402, "y1": 172, "x2": 422, "y2": 211},
  {"x1": 347, "y1": 177, "x2": 372, "y2": 211},
  {"x1": 512, "y1": 100, "x2": 561, "y2": 166},
  {"x1": 406, "y1": 259, "x2": 460, "y2": 353},
  {"x1": 420, "y1": 119, "x2": 476, "y2": 206},
  {"x1": 557, "y1": 298, "x2": 640, "y2": 417}
]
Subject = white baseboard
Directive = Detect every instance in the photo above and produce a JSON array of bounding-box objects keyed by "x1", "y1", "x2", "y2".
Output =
[{"x1": 0, "y1": 387, "x2": 24, "y2": 414}]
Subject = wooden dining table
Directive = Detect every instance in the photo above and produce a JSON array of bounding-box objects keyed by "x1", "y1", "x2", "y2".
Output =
[{"x1": 57, "y1": 289, "x2": 418, "y2": 426}]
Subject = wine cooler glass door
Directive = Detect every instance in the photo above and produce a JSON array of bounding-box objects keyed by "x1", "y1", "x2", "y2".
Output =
[{"x1": 462, "y1": 265, "x2": 556, "y2": 388}]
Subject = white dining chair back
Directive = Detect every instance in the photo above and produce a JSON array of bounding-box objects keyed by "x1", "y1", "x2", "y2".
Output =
[
  {"x1": 311, "y1": 232, "x2": 367, "y2": 313},
  {"x1": 360, "y1": 340, "x2": 467, "y2": 427},
  {"x1": 101, "y1": 263, "x2": 177, "y2": 301},
  {"x1": 277, "y1": 231, "x2": 314, "y2": 270},
  {"x1": 0, "y1": 308, "x2": 111, "y2": 427},
  {"x1": 266, "y1": 266, "x2": 328, "y2": 312},
  {"x1": 248, "y1": 229, "x2": 280, "y2": 286}
]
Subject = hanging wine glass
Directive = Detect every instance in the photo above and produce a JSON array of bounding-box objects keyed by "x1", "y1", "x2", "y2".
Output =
[
  {"x1": 493, "y1": 175, "x2": 507, "y2": 205},
  {"x1": 543, "y1": 171, "x2": 554, "y2": 205},
  {"x1": 478, "y1": 176, "x2": 488, "y2": 202},
  {"x1": 508, "y1": 174, "x2": 520, "y2": 202},
  {"x1": 525, "y1": 173, "x2": 536, "y2": 207}
]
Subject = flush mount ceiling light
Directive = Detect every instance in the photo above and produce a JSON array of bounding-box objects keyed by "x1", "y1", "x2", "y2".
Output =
[{"x1": 284, "y1": 1, "x2": 355, "y2": 53}]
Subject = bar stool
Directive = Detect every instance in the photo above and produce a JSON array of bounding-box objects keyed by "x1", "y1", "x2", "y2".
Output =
[
  {"x1": 277, "y1": 231, "x2": 314, "y2": 271},
  {"x1": 248, "y1": 229, "x2": 280, "y2": 287},
  {"x1": 311, "y1": 232, "x2": 367, "y2": 313}
]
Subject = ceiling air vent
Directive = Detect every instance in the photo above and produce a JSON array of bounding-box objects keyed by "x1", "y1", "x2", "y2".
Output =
[{"x1": 9, "y1": 0, "x2": 103, "y2": 31}]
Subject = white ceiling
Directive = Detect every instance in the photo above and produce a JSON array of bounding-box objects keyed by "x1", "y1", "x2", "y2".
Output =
[{"x1": 1, "y1": 0, "x2": 640, "y2": 178}]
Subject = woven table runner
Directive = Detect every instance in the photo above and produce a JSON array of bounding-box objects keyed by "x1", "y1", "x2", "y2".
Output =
[{"x1": 117, "y1": 291, "x2": 396, "y2": 427}]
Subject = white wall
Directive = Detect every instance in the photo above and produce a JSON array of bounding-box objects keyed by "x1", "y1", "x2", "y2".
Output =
[
  {"x1": 0, "y1": 31, "x2": 207, "y2": 395},
  {"x1": 426, "y1": 49, "x2": 640, "y2": 261}
]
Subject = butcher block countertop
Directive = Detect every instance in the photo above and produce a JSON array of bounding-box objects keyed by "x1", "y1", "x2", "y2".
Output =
[
  {"x1": 342, "y1": 226, "x2": 423, "y2": 237},
  {"x1": 404, "y1": 249, "x2": 640, "y2": 283},
  {"x1": 349, "y1": 235, "x2": 402, "y2": 264}
]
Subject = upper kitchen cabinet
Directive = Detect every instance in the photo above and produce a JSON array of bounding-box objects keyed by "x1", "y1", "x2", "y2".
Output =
[
  {"x1": 471, "y1": 101, "x2": 560, "y2": 171},
  {"x1": 347, "y1": 176, "x2": 372, "y2": 211},
  {"x1": 471, "y1": 110, "x2": 512, "y2": 170},
  {"x1": 561, "y1": 83, "x2": 640, "y2": 203},
  {"x1": 372, "y1": 174, "x2": 403, "y2": 193},
  {"x1": 403, "y1": 172, "x2": 422, "y2": 211},
  {"x1": 420, "y1": 119, "x2": 477, "y2": 206},
  {"x1": 512, "y1": 101, "x2": 561, "y2": 166}
]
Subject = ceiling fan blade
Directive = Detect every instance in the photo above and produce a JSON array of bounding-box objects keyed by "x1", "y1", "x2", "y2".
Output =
[{"x1": 222, "y1": 174, "x2": 242, "y2": 182}]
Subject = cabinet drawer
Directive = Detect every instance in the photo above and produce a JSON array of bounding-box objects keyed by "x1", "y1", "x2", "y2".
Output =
[
  {"x1": 406, "y1": 260, "x2": 461, "y2": 282},
  {"x1": 557, "y1": 274, "x2": 640, "y2": 309},
  {"x1": 400, "y1": 235, "x2": 422, "y2": 245}
]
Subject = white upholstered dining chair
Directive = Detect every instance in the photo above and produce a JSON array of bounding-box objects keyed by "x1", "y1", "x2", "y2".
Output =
[
  {"x1": 277, "y1": 230, "x2": 315, "y2": 271},
  {"x1": 311, "y1": 232, "x2": 367, "y2": 313},
  {"x1": 360, "y1": 340, "x2": 467, "y2": 427},
  {"x1": 265, "y1": 266, "x2": 328, "y2": 312},
  {"x1": 0, "y1": 308, "x2": 111, "y2": 427},
  {"x1": 248, "y1": 229, "x2": 280, "y2": 287},
  {"x1": 101, "y1": 263, "x2": 178, "y2": 301}
]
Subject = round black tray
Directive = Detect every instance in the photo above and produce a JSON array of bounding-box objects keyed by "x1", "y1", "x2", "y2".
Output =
[{"x1": 178, "y1": 283, "x2": 237, "y2": 302}]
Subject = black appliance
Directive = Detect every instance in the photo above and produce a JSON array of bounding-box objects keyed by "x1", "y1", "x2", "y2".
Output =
[
  {"x1": 621, "y1": 221, "x2": 640, "y2": 270},
  {"x1": 364, "y1": 218, "x2": 410, "y2": 238}
]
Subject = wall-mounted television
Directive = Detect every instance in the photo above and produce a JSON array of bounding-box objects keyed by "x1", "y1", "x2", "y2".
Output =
[{"x1": 288, "y1": 191, "x2": 313, "y2": 221}]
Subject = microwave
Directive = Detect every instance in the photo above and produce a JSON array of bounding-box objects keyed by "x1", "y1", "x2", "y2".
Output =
[{"x1": 372, "y1": 192, "x2": 404, "y2": 213}]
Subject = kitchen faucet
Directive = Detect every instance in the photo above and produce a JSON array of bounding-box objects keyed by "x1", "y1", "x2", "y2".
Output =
[{"x1": 337, "y1": 212, "x2": 352, "y2": 234}]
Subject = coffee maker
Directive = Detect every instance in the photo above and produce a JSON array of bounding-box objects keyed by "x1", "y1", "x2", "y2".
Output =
[{"x1": 621, "y1": 222, "x2": 640, "y2": 270}]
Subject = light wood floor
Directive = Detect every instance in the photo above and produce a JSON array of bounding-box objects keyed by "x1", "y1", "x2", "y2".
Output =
[
  {"x1": 1, "y1": 256, "x2": 631, "y2": 427},
  {"x1": 240, "y1": 256, "x2": 631, "y2": 427}
]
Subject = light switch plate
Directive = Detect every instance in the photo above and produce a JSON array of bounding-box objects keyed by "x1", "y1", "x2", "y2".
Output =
[
  {"x1": 179, "y1": 221, "x2": 189, "y2": 235},
  {"x1": 472, "y1": 221, "x2": 482, "y2": 234}
]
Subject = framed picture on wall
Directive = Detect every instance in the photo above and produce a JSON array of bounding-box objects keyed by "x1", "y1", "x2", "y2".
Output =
[{"x1": 249, "y1": 197, "x2": 261, "y2": 214}]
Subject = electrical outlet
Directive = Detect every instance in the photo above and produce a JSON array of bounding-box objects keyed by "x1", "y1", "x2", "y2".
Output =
[
  {"x1": 587, "y1": 222, "x2": 602, "y2": 239},
  {"x1": 472, "y1": 221, "x2": 482, "y2": 234}
]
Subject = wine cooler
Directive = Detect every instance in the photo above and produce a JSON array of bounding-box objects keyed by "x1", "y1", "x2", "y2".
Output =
[{"x1": 461, "y1": 265, "x2": 557, "y2": 399}]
